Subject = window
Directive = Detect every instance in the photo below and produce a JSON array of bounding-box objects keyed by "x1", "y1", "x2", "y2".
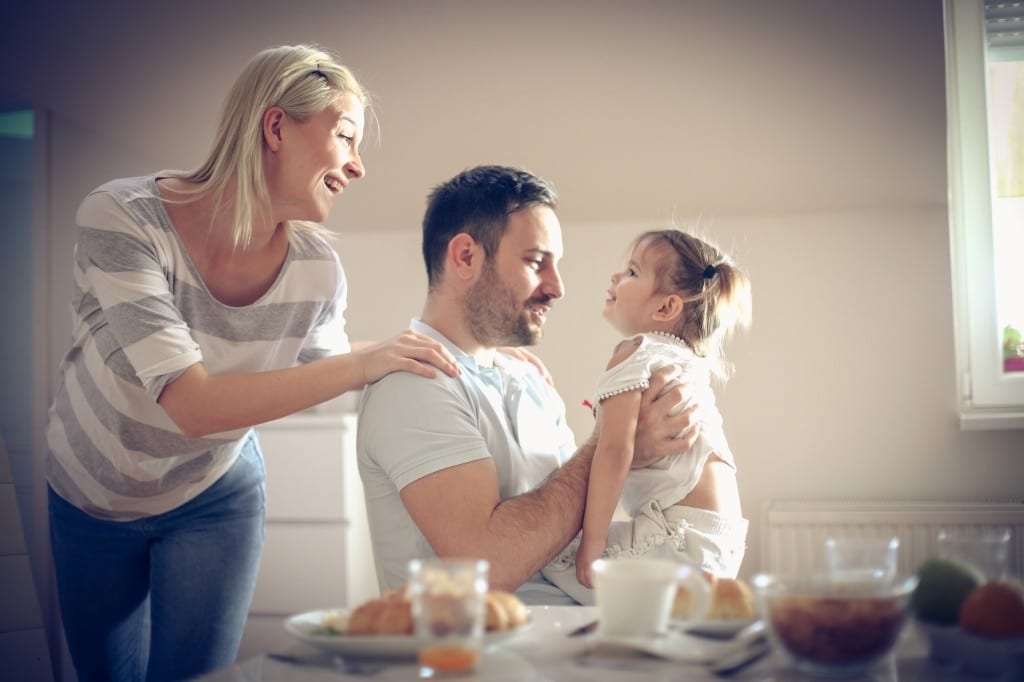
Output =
[{"x1": 945, "y1": 0, "x2": 1024, "y2": 429}]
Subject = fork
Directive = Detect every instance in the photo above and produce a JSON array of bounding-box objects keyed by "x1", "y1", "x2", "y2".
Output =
[{"x1": 266, "y1": 651, "x2": 388, "y2": 676}]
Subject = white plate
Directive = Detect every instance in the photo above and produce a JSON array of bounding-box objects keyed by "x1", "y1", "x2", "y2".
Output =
[
  {"x1": 681, "y1": 618, "x2": 760, "y2": 638},
  {"x1": 284, "y1": 609, "x2": 530, "y2": 659},
  {"x1": 593, "y1": 629, "x2": 754, "y2": 665}
]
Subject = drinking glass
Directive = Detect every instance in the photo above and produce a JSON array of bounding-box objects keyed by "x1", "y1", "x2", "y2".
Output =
[
  {"x1": 408, "y1": 557, "x2": 489, "y2": 676},
  {"x1": 824, "y1": 535, "x2": 900, "y2": 584},
  {"x1": 937, "y1": 526, "x2": 1011, "y2": 580}
]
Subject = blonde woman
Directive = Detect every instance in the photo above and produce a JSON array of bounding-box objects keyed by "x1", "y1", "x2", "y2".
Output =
[{"x1": 45, "y1": 44, "x2": 458, "y2": 681}]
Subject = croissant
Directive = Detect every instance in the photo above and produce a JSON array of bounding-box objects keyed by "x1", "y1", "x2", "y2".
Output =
[
  {"x1": 347, "y1": 589, "x2": 414, "y2": 635},
  {"x1": 339, "y1": 588, "x2": 527, "y2": 636}
]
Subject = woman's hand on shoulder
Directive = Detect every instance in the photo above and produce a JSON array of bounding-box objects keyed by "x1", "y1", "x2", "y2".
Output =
[
  {"x1": 352, "y1": 330, "x2": 461, "y2": 385},
  {"x1": 498, "y1": 346, "x2": 554, "y2": 386}
]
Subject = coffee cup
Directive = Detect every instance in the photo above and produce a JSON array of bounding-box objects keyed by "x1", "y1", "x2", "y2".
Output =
[{"x1": 591, "y1": 557, "x2": 711, "y2": 637}]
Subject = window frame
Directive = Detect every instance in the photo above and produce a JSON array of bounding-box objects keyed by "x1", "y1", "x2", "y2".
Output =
[{"x1": 945, "y1": 0, "x2": 1024, "y2": 429}]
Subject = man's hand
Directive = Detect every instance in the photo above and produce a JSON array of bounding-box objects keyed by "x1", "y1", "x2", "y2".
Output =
[{"x1": 631, "y1": 365, "x2": 700, "y2": 468}]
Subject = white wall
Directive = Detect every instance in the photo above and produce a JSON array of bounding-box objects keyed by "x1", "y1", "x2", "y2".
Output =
[
  {"x1": 3, "y1": 0, "x2": 1023, "y2": 677},
  {"x1": 339, "y1": 207, "x2": 1024, "y2": 581}
]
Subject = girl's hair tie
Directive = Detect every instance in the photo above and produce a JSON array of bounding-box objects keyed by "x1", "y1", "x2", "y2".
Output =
[{"x1": 702, "y1": 264, "x2": 717, "y2": 279}]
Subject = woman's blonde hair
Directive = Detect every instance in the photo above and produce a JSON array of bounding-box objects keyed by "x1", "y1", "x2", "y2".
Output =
[
  {"x1": 635, "y1": 229, "x2": 752, "y2": 380},
  {"x1": 163, "y1": 44, "x2": 370, "y2": 249}
]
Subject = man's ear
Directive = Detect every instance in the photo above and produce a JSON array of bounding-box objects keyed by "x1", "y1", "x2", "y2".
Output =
[
  {"x1": 447, "y1": 233, "x2": 483, "y2": 282},
  {"x1": 263, "y1": 106, "x2": 285, "y2": 152},
  {"x1": 652, "y1": 294, "x2": 684, "y2": 323}
]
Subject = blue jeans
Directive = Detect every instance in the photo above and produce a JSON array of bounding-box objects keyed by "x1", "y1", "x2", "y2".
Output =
[{"x1": 49, "y1": 434, "x2": 266, "y2": 682}]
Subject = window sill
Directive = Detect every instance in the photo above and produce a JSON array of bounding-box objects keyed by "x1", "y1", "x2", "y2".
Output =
[{"x1": 959, "y1": 408, "x2": 1024, "y2": 431}]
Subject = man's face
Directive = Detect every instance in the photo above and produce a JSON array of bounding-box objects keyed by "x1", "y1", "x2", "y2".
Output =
[{"x1": 464, "y1": 205, "x2": 565, "y2": 347}]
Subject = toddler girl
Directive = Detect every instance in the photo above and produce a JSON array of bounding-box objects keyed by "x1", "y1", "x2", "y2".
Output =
[{"x1": 543, "y1": 228, "x2": 751, "y2": 604}]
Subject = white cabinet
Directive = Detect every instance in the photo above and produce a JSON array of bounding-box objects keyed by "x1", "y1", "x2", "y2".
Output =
[{"x1": 238, "y1": 407, "x2": 379, "y2": 658}]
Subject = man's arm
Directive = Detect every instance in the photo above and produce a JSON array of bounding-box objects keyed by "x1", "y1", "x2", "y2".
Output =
[
  {"x1": 400, "y1": 366, "x2": 697, "y2": 592},
  {"x1": 400, "y1": 437, "x2": 596, "y2": 592},
  {"x1": 632, "y1": 364, "x2": 701, "y2": 468},
  {"x1": 381, "y1": 363, "x2": 696, "y2": 594}
]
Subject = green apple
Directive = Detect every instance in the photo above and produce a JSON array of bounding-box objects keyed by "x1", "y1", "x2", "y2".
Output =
[{"x1": 910, "y1": 557, "x2": 985, "y2": 625}]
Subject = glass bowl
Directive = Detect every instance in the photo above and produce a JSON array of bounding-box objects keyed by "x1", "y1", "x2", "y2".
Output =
[{"x1": 753, "y1": 573, "x2": 918, "y2": 677}]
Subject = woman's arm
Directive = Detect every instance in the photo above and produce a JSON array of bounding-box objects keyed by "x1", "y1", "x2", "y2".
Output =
[
  {"x1": 498, "y1": 346, "x2": 554, "y2": 386},
  {"x1": 159, "y1": 330, "x2": 459, "y2": 437}
]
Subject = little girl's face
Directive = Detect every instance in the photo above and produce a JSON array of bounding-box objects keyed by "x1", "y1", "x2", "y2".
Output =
[{"x1": 603, "y1": 244, "x2": 666, "y2": 335}]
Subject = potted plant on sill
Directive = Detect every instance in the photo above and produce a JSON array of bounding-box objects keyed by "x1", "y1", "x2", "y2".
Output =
[{"x1": 1004, "y1": 325, "x2": 1024, "y2": 373}]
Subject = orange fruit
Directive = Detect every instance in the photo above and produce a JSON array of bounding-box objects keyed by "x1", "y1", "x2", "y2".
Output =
[{"x1": 959, "y1": 580, "x2": 1024, "y2": 638}]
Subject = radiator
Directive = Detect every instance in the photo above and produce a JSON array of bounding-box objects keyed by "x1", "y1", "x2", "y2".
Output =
[{"x1": 761, "y1": 500, "x2": 1024, "y2": 578}]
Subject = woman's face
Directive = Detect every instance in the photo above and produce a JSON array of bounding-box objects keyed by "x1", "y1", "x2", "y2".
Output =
[{"x1": 267, "y1": 91, "x2": 366, "y2": 224}]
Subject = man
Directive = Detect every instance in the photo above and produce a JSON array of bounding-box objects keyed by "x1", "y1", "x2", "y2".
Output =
[{"x1": 357, "y1": 165, "x2": 696, "y2": 604}]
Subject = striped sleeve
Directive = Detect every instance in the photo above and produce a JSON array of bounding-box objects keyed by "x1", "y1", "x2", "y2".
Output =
[
  {"x1": 74, "y1": 190, "x2": 202, "y2": 399},
  {"x1": 295, "y1": 231, "x2": 351, "y2": 362}
]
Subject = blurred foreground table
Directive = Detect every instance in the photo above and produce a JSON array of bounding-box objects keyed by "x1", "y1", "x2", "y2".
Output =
[{"x1": 197, "y1": 605, "x2": 1009, "y2": 681}]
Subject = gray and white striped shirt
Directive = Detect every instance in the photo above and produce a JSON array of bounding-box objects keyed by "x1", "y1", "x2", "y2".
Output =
[{"x1": 46, "y1": 176, "x2": 350, "y2": 520}]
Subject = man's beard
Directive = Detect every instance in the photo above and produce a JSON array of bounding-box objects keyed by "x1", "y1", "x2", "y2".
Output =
[{"x1": 464, "y1": 263, "x2": 547, "y2": 347}]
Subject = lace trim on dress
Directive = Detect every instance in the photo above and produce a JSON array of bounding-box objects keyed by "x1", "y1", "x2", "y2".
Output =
[
  {"x1": 547, "y1": 536, "x2": 581, "y2": 570},
  {"x1": 647, "y1": 330, "x2": 688, "y2": 347},
  {"x1": 545, "y1": 521, "x2": 688, "y2": 569},
  {"x1": 605, "y1": 532, "x2": 674, "y2": 559}
]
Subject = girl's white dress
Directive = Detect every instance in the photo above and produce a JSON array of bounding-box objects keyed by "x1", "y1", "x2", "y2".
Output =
[{"x1": 542, "y1": 332, "x2": 748, "y2": 605}]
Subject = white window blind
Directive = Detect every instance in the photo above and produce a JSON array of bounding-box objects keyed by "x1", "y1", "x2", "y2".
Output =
[{"x1": 985, "y1": 1, "x2": 1024, "y2": 55}]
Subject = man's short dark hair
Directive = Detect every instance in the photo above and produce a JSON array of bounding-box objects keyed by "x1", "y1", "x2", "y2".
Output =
[{"x1": 422, "y1": 165, "x2": 558, "y2": 289}]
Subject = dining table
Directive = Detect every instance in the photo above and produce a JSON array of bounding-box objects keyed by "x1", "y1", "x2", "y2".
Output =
[{"x1": 194, "y1": 605, "x2": 1013, "y2": 681}]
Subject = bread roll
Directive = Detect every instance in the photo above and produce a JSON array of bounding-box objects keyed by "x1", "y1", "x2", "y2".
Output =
[
  {"x1": 673, "y1": 576, "x2": 757, "y2": 621},
  {"x1": 708, "y1": 577, "x2": 757, "y2": 620}
]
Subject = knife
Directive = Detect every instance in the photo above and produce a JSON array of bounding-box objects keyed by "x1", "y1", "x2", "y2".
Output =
[{"x1": 567, "y1": 619, "x2": 599, "y2": 637}]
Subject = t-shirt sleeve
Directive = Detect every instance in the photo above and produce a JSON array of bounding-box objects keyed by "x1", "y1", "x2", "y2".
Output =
[
  {"x1": 298, "y1": 253, "x2": 351, "y2": 362},
  {"x1": 358, "y1": 372, "x2": 491, "y2": 492},
  {"x1": 74, "y1": 190, "x2": 202, "y2": 400}
]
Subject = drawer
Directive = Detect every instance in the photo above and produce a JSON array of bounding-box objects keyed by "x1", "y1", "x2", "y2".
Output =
[
  {"x1": 0, "y1": 554, "x2": 43, "y2": 631},
  {"x1": 0, "y1": 484, "x2": 27, "y2": 555},
  {"x1": 250, "y1": 524, "x2": 350, "y2": 614},
  {"x1": 256, "y1": 416, "x2": 355, "y2": 522},
  {"x1": 0, "y1": 629, "x2": 53, "y2": 682}
]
